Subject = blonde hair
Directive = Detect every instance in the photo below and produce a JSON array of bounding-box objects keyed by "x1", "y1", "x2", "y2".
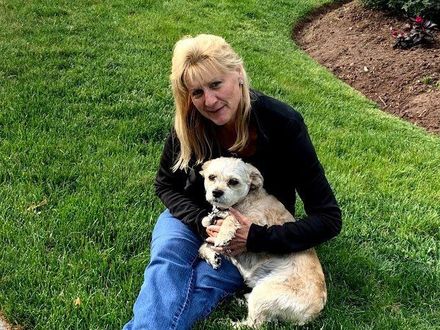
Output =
[{"x1": 170, "y1": 34, "x2": 251, "y2": 172}]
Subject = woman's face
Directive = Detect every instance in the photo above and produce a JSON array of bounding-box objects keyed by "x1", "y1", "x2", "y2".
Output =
[{"x1": 186, "y1": 68, "x2": 242, "y2": 129}]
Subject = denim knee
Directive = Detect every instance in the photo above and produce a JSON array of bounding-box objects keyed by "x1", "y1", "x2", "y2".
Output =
[{"x1": 150, "y1": 210, "x2": 202, "y2": 262}]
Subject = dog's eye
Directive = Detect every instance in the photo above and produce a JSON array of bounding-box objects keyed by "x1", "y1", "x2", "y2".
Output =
[
  {"x1": 208, "y1": 175, "x2": 216, "y2": 181},
  {"x1": 228, "y1": 178, "x2": 239, "y2": 186}
]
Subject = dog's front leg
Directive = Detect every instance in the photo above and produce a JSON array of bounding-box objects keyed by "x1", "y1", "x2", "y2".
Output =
[
  {"x1": 214, "y1": 214, "x2": 240, "y2": 247},
  {"x1": 199, "y1": 243, "x2": 222, "y2": 269}
]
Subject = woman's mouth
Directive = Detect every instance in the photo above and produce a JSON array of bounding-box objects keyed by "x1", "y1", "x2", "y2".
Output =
[{"x1": 208, "y1": 105, "x2": 225, "y2": 113}]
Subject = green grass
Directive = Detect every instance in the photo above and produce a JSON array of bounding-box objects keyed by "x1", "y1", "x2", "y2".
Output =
[{"x1": 1, "y1": 0, "x2": 439, "y2": 329}]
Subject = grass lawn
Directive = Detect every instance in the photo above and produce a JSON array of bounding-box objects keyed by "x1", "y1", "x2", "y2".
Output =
[{"x1": 1, "y1": 0, "x2": 439, "y2": 329}]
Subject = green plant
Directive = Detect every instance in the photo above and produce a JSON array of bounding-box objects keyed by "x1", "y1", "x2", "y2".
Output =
[
  {"x1": 420, "y1": 75, "x2": 434, "y2": 85},
  {"x1": 391, "y1": 16, "x2": 438, "y2": 48}
]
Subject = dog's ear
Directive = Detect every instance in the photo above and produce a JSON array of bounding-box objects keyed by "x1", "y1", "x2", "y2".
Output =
[
  {"x1": 200, "y1": 160, "x2": 212, "y2": 178},
  {"x1": 246, "y1": 163, "x2": 263, "y2": 190}
]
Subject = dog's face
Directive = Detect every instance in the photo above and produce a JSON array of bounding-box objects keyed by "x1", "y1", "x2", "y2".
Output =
[{"x1": 200, "y1": 157, "x2": 263, "y2": 208}]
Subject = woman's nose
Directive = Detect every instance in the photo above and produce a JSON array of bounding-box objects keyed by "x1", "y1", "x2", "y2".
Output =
[{"x1": 204, "y1": 90, "x2": 217, "y2": 107}]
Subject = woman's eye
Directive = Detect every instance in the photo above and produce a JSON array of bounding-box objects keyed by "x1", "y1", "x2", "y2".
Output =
[
  {"x1": 228, "y1": 179, "x2": 239, "y2": 186},
  {"x1": 210, "y1": 81, "x2": 222, "y2": 89},
  {"x1": 208, "y1": 175, "x2": 216, "y2": 181},
  {"x1": 192, "y1": 90, "x2": 203, "y2": 98}
]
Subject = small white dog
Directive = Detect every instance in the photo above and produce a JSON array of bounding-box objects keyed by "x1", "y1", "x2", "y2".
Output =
[{"x1": 198, "y1": 157, "x2": 327, "y2": 327}]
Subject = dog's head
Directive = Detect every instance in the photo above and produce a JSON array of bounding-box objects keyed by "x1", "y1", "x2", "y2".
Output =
[{"x1": 200, "y1": 157, "x2": 263, "y2": 209}]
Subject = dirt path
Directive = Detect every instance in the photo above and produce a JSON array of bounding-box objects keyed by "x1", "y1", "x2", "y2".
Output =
[{"x1": 294, "y1": 0, "x2": 440, "y2": 134}]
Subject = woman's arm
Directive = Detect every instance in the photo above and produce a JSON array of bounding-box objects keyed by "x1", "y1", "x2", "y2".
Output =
[
  {"x1": 155, "y1": 131, "x2": 210, "y2": 238},
  {"x1": 246, "y1": 114, "x2": 342, "y2": 254}
]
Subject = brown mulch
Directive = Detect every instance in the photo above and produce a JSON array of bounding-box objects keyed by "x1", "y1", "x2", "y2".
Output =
[{"x1": 294, "y1": 0, "x2": 440, "y2": 134}]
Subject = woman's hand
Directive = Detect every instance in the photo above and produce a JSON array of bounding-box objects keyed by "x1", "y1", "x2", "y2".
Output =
[
  {"x1": 205, "y1": 208, "x2": 252, "y2": 256},
  {"x1": 206, "y1": 219, "x2": 223, "y2": 238}
]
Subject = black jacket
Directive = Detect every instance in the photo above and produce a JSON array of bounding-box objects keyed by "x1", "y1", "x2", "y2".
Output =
[{"x1": 155, "y1": 91, "x2": 342, "y2": 254}]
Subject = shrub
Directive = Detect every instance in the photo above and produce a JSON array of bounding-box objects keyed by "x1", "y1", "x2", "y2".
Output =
[
  {"x1": 361, "y1": 0, "x2": 440, "y2": 22},
  {"x1": 391, "y1": 16, "x2": 438, "y2": 48}
]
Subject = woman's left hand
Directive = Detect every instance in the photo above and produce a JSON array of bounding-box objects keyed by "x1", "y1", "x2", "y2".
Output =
[{"x1": 205, "y1": 207, "x2": 252, "y2": 256}]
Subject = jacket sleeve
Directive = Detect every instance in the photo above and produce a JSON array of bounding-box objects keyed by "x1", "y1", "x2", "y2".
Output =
[
  {"x1": 247, "y1": 114, "x2": 342, "y2": 253},
  {"x1": 154, "y1": 131, "x2": 210, "y2": 238}
]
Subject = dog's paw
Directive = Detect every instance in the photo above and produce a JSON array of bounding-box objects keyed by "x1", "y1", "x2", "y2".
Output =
[
  {"x1": 201, "y1": 216, "x2": 212, "y2": 228},
  {"x1": 213, "y1": 254, "x2": 222, "y2": 269},
  {"x1": 213, "y1": 237, "x2": 232, "y2": 247},
  {"x1": 199, "y1": 244, "x2": 222, "y2": 269},
  {"x1": 206, "y1": 253, "x2": 222, "y2": 269}
]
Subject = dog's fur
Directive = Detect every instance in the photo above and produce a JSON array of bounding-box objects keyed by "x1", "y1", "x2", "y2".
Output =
[{"x1": 198, "y1": 157, "x2": 327, "y2": 327}]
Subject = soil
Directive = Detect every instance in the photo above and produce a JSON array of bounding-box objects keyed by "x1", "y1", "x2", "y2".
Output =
[{"x1": 294, "y1": 0, "x2": 440, "y2": 134}]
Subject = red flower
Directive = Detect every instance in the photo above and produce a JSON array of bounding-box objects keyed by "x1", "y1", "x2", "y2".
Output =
[{"x1": 415, "y1": 16, "x2": 424, "y2": 24}]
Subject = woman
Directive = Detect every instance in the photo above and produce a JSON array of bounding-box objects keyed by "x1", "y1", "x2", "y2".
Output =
[{"x1": 123, "y1": 34, "x2": 341, "y2": 330}]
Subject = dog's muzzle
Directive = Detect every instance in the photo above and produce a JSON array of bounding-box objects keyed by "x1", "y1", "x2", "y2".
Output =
[{"x1": 212, "y1": 189, "x2": 224, "y2": 198}]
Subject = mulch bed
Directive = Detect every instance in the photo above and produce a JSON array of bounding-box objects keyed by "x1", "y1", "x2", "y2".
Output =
[{"x1": 294, "y1": 0, "x2": 440, "y2": 134}]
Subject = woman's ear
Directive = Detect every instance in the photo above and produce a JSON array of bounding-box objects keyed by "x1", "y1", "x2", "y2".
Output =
[
  {"x1": 246, "y1": 163, "x2": 263, "y2": 190},
  {"x1": 235, "y1": 66, "x2": 243, "y2": 82}
]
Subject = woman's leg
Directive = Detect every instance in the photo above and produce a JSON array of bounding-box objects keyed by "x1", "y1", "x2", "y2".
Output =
[{"x1": 122, "y1": 210, "x2": 243, "y2": 330}]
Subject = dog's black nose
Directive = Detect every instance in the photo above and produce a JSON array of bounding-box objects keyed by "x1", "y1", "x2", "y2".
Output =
[{"x1": 212, "y1": 189, "x2": 224, "y2": 198}]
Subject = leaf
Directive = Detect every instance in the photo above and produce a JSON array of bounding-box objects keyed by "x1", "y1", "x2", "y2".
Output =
[
  {"x1": 74, "y1": 297, "x2": 81, "y2": 306},
  {"x1": 26, "y1": 198, "x2": 48, "y2": 214}
]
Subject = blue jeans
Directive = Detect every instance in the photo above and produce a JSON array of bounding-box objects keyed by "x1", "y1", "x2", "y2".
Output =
[{"x1": 123, "y1": 210, "x2": 244, "y2": 330}]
